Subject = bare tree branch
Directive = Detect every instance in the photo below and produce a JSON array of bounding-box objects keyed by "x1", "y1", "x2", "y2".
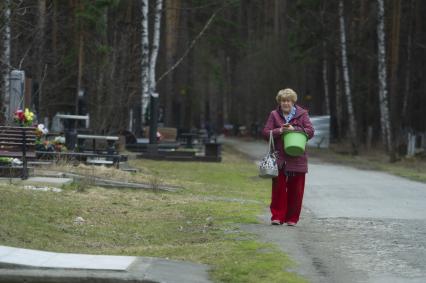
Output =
[{"x1": 156, "y1": 6, "x2": 223, "y2": 84}]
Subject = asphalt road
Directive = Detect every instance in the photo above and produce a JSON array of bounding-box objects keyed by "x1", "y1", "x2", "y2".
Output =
[{"x1": 224, "y1": 138, "x2": 426, "y2": 283}]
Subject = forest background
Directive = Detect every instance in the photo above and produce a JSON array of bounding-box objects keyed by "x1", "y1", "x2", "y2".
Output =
[{"x1": 1, "y1": 0, "x2": 425, "y2": 159}]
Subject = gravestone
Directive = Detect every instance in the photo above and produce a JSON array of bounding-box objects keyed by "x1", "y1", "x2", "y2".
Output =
[
  {"x1": 7, "y1": 70, "x2": 25, "y2": 122},
  {"x1": 307, "y1": 115, "x2": 330, "y2": 149}
]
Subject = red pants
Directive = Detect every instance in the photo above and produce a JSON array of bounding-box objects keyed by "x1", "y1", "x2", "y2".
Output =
[{"x1": 270, "y1": 170, "x2": 306, "y2": 224}]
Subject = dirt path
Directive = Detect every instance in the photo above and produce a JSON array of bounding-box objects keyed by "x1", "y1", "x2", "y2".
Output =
[{"x1": 224, "y1": 137, "x2": 426, "y2": 283}]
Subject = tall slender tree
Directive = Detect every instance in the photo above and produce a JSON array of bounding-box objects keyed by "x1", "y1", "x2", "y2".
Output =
[
  {"x1": 322, "y1": 41, "x2": 330, "y2": 115},
  {"x1": 148, "y1": 0, "x2": 163, "y2": 143},
  {"x1": 1, "y1": 0, "x2": 11, "y2": 121},
  {"x1": 75, "y1": 1, "x2": 85, "y2": 117},
  {"x1": 140, "y1": 0, "x2": 149, "y2": 128},
  {"x1": 149, "y1": 0, "x2": 163, "y2": 97},
  {"x1": 389, "y1": 0, "x2": 401, "y2": 149},
  {"x1": 37, "y1": 0, "x2": 46, "y2": 117},
  {"x1": 338, "y1": 0, "x2": 358, "y2": 153},
  {"x1": 377, "y1": 0, "x2": 394, "y2": 159},
  {"x1": 164, "y1": 0, "x2": 181, "y2": 126},
  {"x1": 402, "y1": 0, "x2": 415, "y2": 122},
  {"x1": 139, "y1": 0, "x2": 163, "y2": 142},
  {"x1": 320, "y1": 3, "x2": 330, "y2": 116},
  {"x1": 335, "y1": 62, "x2": 343, "y2": 139}
]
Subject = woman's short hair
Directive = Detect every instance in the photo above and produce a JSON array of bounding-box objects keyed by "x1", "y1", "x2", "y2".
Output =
[{"x1": 276, "y1": 88, "x2": 298, "y2": 103}]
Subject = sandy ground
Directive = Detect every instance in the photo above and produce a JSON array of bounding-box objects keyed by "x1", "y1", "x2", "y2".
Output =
[{"x1": 224, "y1": 137, "x2": 426, "y2": 283}]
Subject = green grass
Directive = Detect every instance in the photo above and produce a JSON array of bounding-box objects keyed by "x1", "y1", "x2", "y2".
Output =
[
  {"x1": 309, "y1": 146, "x2": 426, "y2": 183},
  {"x1": 0, "y1": 147, "x2": 305, "y2": 283}
]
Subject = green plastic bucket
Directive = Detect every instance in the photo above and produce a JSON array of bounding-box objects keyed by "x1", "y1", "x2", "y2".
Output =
[{"x1": 282, "y1": 131, "x2": 308, "y2": 156}]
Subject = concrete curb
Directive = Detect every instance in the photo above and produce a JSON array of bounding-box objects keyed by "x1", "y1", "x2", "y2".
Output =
[
  {"x1": 0, "y1": 246, "x2": 211, "y2": 283},
  {"x1": 0, "y1": 268, "x2": 152, "y2": 283},
  {"x1": 0, "y1": 258, "x2": 211, "y2": 283}
]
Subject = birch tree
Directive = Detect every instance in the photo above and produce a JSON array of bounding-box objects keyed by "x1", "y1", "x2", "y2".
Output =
[
  {"x1": 140, "y1": 0, "x2": 163, "y2": 122},
  {"x1": 1, "y1": 0, "x2": 11, "y2": 121},
  {"x1": 376, "y1": 0, "x2": 393, "y2": 155},
  {"x1": 338, "y1": 0, "x2": 358, "y2": 153},
  {"x1": 140, "y1": 0, "x2": 149, "y2": 125},
  {"x1": 149, "y1": 0, "x2": 163, "y2": 97}
]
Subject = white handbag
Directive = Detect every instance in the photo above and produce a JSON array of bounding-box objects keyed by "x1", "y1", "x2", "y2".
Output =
[{"x1": 259, "y1": 130, "x2": 279, "y2": 178}]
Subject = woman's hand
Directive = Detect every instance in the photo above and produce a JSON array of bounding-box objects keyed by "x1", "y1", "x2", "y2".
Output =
[{"x1": 280, "y1": 123, "x2": 294, "y2": 133}]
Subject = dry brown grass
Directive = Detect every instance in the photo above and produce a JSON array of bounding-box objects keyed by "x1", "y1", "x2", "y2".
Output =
[{"x1": 35, "y1": 161, "x2": 183, "y2": 188}]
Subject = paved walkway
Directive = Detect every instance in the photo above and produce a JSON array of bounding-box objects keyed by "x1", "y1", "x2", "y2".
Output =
[
  {"x1": 0, "y1": 246, "x2": 211, "y2": 283},
  {"x1": 225, "y1": 137, "x2": 426, "y2": 283}
]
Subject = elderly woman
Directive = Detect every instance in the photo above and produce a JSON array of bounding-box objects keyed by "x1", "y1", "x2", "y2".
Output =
[{"x1": 263, "y1": 88, "x2": 314, "y2": 226}]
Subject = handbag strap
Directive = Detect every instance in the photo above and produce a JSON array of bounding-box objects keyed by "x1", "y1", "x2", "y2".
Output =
[{"x1": 268, "y1": 130, "x2": 275, "y2": 154}]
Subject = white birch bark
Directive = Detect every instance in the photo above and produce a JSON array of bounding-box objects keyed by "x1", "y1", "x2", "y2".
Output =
[
  {"x1": 377, "y1": 0, "x2": 392, "y2": 150},
  {"x1": 149, "y1": 0, "x2": 163, "y2": 96},
  {"x1": 1, "y1": 0, "x2": 11, "y2": 120},
  {"x1": 322, "y1": 41, "x2": 330, "y2": 115},
  {"x1": 141, "y1": 0, "x2": 150, "y2": 124},
  {"x1": 338, "y1": 0, "x2": 357, "y2": 148}
]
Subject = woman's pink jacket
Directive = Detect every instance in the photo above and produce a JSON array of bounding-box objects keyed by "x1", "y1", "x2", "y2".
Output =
[{"x1": 262, "y1": 105, "x2": 315, "y2": 173}]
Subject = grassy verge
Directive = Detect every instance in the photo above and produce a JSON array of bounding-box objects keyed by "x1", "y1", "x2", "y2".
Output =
[
  {"x1": 309, "y1": 146, "x2": 426, "y2": 183},
  {"x1": 0, "y1": 146, "x2": 305, "y2": 283}
]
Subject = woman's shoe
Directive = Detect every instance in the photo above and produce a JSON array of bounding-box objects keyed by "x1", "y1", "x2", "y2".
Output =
[
  {"x1": 286, "y1": 222, "x2": 296, "y2": 226},
  {"x1": 271, "y1": 220, "x2": 282, "y2": 225}
]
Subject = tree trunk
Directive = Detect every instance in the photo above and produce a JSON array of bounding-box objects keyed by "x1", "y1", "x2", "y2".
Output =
[
  {"x1": 75, "y1": 1, "x2": 84, "y2": 117},
  {"x1": 76, "y1": 32, "x2": 84, "y2": 115},
  {"x1": 149, "y1": 0, "x2": 163, "y2": 96},
  {"x1": 335, "y1": 60, "x2": 343, "y2": 140},
  {"x1": 140, "y1": 0, "x2": 149, "y2": 134},
  {"x1": 402, "y1": 0, "x2": 415, "y2": 125},
  {"x1": 148, "y1": 0, "x2": 163, "y2": 144},
  {"x1": 49, "y1": 0, "x2": 58, "y2": 119},
  {"x1": 37, "y1": 0, "x2": 46, "y2": 118},
  {"x1": 273, "y1": 0, "x2": 280, "y2": 36},
  {"x1": 388, "y1": 0, "x2": 401, "y2": 154},
  {"x1": 338, "y1": 0, "x2": 358, "y2": 154},
  {"x1": 52, "y1": 1, "x2": 58, "y2": 59},
  {"x1": 223, "y1": 56, "x2": 231, "y2": 125},
  {"x1": 164, "y1": 0, "x2": 181, "y2": 126},
  {"x1": 1, "y1": 0, "x2": 11, "y2": 121},
  {"x1": 322, "y1": 41, "x2": 330, "y2": 115},
  {"x1": 376, "y1": 0, "x2": 394, "y2": 160},
  {"x1": 320, "y1": 2, "x2": 330, "y2": 116}
]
